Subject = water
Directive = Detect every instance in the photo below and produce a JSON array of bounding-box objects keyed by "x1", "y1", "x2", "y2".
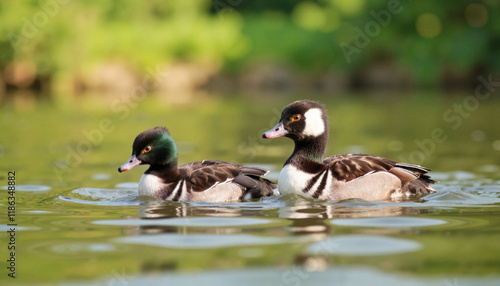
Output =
[{"x1": 1, "y1": 92, "x2": 500, "y2": 285}]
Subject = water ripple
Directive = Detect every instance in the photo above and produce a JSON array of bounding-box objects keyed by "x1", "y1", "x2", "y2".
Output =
[
  {"x1": 94, "y1": 217, "x2": 276, "y2": 227},
  {"x1": 117, "y1": 233, "x2": 287, "y2": 249},
  {"x1": 1, "y1": 185, "x2": 51, "y2": 192},
  {"x1": 58, "y1": 187, "x2": 146, "y2": 206},
  {"x1": 423, "y1": 189, "x2": 500, "y2": 206},
  {"x1": 63, "y1": 266, "x2": 500, "y2": 286},
  {"x1": 306, "y1": 235, "x2": 421, "y2": 256},
  {"x1": 330, "y1": 217, "x2": 446, "y2": 228},
  {"x1": 28, "y1": 241, "x2": 125, "y2": 260}
]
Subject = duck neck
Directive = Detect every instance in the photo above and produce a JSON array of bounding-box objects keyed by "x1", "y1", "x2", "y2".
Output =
[
  {"x1": 146, "y1": 159, "x2": 180, "y2": 180},
  {"x1": 286, "y1": 133, "x2": 328, "y2": 165}
]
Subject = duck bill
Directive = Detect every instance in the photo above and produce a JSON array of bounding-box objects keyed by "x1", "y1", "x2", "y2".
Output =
[
  {"x1": 262, "y1": 121, "x2": 288, "y2": 139},
  {"x1": 118, "y1": 155, "x2": 142, "y2": 172}
]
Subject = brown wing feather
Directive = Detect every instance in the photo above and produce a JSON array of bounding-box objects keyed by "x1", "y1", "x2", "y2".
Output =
[
  {"x1": 240, "y1": 166, "x2": 269, "y2": 177},
  {"x1": 324, "y1": 153, "x2": 436, "y2": 195},
  {"x1": 324, "y1": 154, "x2": 396, "y2": 182},
  {"x1": 180, "y1": 161, "x2": 277, "y2": 198},
  {"x1": 181, "y1": 160, "x2": 241, "y2": 192}
]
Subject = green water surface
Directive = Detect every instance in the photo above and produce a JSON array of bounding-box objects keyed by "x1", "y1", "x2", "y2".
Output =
[{"x1": 1, "y1": 92, "x2": 500, "y2": 285}]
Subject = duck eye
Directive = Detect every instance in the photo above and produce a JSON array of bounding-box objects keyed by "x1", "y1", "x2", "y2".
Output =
[
  {"x1": 143, "y1": 146, "x2": 152, "y2": 154},
  {"x1": 291, "y1": 114, "x2": 301, "y2": 122}
]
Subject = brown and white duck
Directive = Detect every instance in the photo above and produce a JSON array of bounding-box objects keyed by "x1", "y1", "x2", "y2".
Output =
[
  {"x1": 262, "y1": 100, "x2": 436, "y2": 201},
  {"x1": 118, "y1": 127, "x2": 277, "y2": 202}
]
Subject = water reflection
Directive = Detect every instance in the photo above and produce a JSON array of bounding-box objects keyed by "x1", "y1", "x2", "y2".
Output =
[
  {"x1": 95, "y1": 201, "x2": 295, "y2": 249},
  {"x1": 1, "y1": 184, "x2": 51, "y2": 192},
  {"x1": 50, "y1": 243, "x2": 116, "y2": 254},
  {"x1": 279, "y1": 196, "x2": 426, "y2": 220},
  {"x1": 28, "y1": 241, "x2": 128, "y2": 260},
  {"x1": 103, "y1": 196, "x2": 439, "y2": 265},
  {"x1": 330, "y1": 217, "x2": 446, "y2": 228},
  {"x1": 124, "y1": 195, "x2": 437, "y2": 242},
  {"x1": 95, "y1": 216, "x2": 275, "y2": 227},
  {"x1": 63, "y1": 266, "x2": 500, "y2": 286},
  {"x1": 116, "y1": 233, "x2": 287, "y2": 249},
  {"x1": 43, "y1": 179, "x2": 500, "y2": 284},
  {"x1": 305, "y1": 235, "x2": 422, "y2": 256},
  {"x1": 138, "y1": 199, "x2": 282, "y2": 219}
]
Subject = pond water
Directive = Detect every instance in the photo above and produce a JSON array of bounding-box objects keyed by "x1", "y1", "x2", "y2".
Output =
[{"x1": 1, "y1": 92, "x2": 500, "y2": 285}]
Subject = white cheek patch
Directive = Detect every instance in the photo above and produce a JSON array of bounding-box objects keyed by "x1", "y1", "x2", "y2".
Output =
[{"x1": 303, "y1": 108, "x2": 325, "y2": 137}]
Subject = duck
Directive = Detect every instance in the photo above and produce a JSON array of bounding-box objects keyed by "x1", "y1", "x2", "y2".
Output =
[
  {"x1": 118, "y1": 127, "x2": 277, "y2": 202},
  {"x1": 262, "y1": 100, "x2": 436, "y2": 201}
]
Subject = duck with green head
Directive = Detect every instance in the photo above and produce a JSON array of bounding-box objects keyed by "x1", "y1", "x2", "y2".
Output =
[{"x1": 119, "y1": 127, "x2": 277, "y2": 202}]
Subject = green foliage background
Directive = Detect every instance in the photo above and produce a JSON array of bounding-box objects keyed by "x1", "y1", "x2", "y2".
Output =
[{"x1": 0, "y1": 0, "x2": 498, "y2": 90}]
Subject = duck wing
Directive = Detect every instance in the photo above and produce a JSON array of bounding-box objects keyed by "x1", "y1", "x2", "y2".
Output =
[
  {"x1": 324, "y1": 154, "x2": 394, "y2": 182},
  {"x1": 181, "y1": 160, "x2": 276, "y2": 201},
  {"x1": 182, "y1": 160, "x2": 241, "y2": 192},
  {"x1": 324, "y1": 154, "x2": 436, "y2": 196}
]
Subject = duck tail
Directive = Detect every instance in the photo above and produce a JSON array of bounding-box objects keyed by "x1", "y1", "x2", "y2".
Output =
[
  {"x1": 243, "y1": 177, "x2": 278, "y2": 200},
  {"x1": 401, "y1": 174, "x2": 437, "y2": 195}
]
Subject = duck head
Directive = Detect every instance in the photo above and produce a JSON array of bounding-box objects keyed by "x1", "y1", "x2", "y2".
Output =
[
  {"x1": 262, "y1": 100, "x2": 329, "y2": 163},
  {"x1": 118, "y1": 127, "x2": 178, "y2": 172},
  {"x1": 263, "y1": 100, "x2": 328, "y2": 141}
]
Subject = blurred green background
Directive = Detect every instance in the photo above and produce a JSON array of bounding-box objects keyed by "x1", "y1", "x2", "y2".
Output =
[{"x1": 0, "y1": 0, "x2": 497, "y2": 100}]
